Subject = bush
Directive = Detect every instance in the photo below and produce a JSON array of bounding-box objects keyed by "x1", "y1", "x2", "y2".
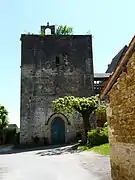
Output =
[{"x1": 87, "y1": 123, "x2": 108, "y2": 147}]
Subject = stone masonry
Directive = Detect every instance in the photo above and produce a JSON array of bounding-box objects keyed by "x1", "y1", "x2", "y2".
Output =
[
  {"x1": 20, "y1": 32, "x2": 94, "y2": 144},
  {"x1": 101, "y1": 36, "x2": 135, "y2": 180}
]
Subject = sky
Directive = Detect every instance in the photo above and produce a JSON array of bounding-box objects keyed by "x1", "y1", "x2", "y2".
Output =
[{"x1": 0, "y1": 0, "x2": 135, "y2": 126}]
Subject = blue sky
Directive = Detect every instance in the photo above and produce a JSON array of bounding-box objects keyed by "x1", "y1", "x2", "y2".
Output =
[{"x1": 0, "y1": 0, "x2": 134, "y2": 126}]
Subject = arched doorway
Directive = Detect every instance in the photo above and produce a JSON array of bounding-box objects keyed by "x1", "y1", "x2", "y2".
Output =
[{"x1": 51, "y1": 117, "x2": 65, "y2": 145}]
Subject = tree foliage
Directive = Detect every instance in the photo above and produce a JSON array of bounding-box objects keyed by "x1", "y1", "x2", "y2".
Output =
[
  {"x1": 0, "y1": 104, "x2": 8, "y2": 130},
  {"x1": 52, "y1": 96, "x2": 99, "y2": 116},
  {"x1": 52, "y1": 95, "x2": 106, "y2": 143},
  {"x1": 55, "y1": 25, "x2": 73, "y2": 35},
  {"x1": 40, "y1": 29, "x2": 45, "y2": 36}
]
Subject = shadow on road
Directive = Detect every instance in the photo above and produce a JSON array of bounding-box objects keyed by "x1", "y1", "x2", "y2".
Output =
[
  {"x1": 0, "y1": 143, "x2": 81, "y2": 156},
  {"x1": 35, "y1": 144, "x2": 82, "y2": 156}
]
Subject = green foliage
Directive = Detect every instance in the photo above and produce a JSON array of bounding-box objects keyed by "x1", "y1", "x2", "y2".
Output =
[
  {"x1": 87, "y1": 124, "x2": 108, "y2": 147},
  {"x1": 0, "y1": 105, "x2": 8, "y2": 131},
  {"x1": 40, "y1": 29, "x2": 45, "y2": 36},
  {"x1": 77, "y1": 145, "x2": 90, "y2": 151},
  {"x1": 95, "y1": 97, "x2": 106, "y2": 113},
  {"x1": 52, "y1": 95, "x2": 106, "y2": 143},
  {"x1": 52, "y1": 95, "x2": 100, "y2": 117},
  {"x1": 104, "y1": 121, "x2": 108, "y2": 127},
  {"x1": 55, "y1": 25, "x2": 73, "y2": 35},
  {"x1": 77, "y1": 143, "x2": 109, "y2": 155}
]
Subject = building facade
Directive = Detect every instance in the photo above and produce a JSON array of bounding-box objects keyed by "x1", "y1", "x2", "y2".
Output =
[
  {"x1": 20, "y1": 24, "x2": 94, "y2": 144},
  {"x1": 101, "y1": 36, "x2": 135, "y2": 180}
]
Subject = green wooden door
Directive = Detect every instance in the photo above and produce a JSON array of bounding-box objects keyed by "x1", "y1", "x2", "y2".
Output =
[{"x1": 51, "y1": 117, "x2": 65, "y2": 145}]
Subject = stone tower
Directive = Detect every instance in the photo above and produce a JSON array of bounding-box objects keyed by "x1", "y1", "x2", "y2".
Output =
[{"x1": 20, "y1": 23, "x2": 94, "y2": 145}]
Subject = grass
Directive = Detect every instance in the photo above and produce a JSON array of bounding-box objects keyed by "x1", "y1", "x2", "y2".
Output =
[
  {"x1": 78, "y1": 143, "x2": 109, "y2": 155},
  {"x1": 90, "y1": 143, "x2": 109, "y2": 155}
]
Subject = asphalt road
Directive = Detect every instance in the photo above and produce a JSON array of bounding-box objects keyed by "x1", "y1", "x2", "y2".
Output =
[{"x1": 0, "y1": 146, "x2": 111, "y2": 180}]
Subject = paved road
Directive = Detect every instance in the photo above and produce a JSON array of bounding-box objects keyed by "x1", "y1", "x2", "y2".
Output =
[{"x1": 0, "y1": 146, "x2": 111, "y2": 180}]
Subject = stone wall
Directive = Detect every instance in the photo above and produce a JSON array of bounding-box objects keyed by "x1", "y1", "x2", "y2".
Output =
[
  {"x1": 20, "y1": 35, "x2": 94, "y2": 144},
  {"x1": 106, "y1": 51, "x2": 135, "y2": 179}
]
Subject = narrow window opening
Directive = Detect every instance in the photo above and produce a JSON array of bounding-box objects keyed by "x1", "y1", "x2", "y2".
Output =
[{"x1": 56, "y1": 56, "x2": 60, "y2": 67}]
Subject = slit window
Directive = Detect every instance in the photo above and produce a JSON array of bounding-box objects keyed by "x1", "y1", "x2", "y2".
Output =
[{"x1": 56, "y1": 56, "x2": 60, "y2": 67}]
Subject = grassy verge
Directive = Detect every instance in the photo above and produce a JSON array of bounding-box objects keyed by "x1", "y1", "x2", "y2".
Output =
[
  {"x1": 78, "y1": 143, "x2": 109, "y2": 155},
  {"x1": 90, "y1": 143, "x2": 109, "y2": 155}
]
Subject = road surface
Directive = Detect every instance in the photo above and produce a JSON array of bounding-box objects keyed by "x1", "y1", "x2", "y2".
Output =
[{"x1": 0, "y1": 146, "x2": 111, "y2": 180}]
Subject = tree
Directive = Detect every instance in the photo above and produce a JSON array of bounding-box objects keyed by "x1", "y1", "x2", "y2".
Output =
[
  {"x1": 55, "y1": 25, "x2": 73, "y2": 35},
  {"x1": 52, "y1": 95, "x2": 106, "y2": 143},
  {"x1": 0, "y1": 104, "x2": 8, "y2": 144}
]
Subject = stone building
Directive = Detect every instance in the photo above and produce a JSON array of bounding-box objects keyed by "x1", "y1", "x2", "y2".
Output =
[
  {"x1": 101, "y1": 35, "x2": 135, "y2": 180},
  {"x1": 20, "y1": 23, "x2": 94, "y2": 145}
]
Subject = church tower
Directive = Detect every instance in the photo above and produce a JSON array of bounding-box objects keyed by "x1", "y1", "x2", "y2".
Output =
[{"x1": 20, "y1": 23, "x2": 94, "y2": 144}]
